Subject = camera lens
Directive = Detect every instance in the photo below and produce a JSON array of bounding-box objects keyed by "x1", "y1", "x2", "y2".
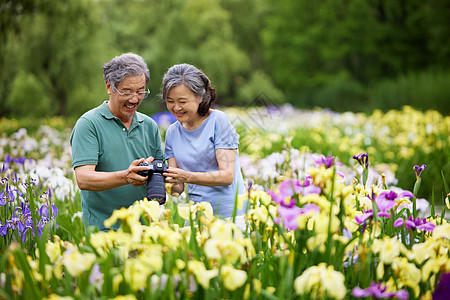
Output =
[{"x1": 146, "y1": 173, "x2": 166, "y2": 205}]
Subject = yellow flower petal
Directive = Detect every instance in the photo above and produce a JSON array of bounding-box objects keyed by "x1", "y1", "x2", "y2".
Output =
[{"x1": 221, "y1": 264, "x2": 247, "y2": 291}]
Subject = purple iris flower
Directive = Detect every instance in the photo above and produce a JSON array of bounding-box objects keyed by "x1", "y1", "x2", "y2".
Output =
[
  {"x1": 352, "y1": 282, "x2": 409, "y2": 299},
  {"x1": 294, "y1": 177, "x2": 322, "y2": 195},
  {"x1": 433, "y1": 272, "x2": 450, "y2": 300},
  {"x1": 267, "y1": 189, "x2": 296, "y2": 208},
  {"x1": 356, "y1": 194, "x2": 398, "y2": 224},
  {"x1": 395, "y1": 216, "x2": 435, "y2": 232},
  {"x1": 0, "y1": 221, "x2": 7, "y2": 236},
  {"x1": 313, "y1": 155, "x2": 336, "y2": 168},
  {"x1": 277, "y1": 203, "x2": 320, "y2": 230},
  {"x1": 9, "y1": 203, "x2": 33, "y2": 242},
  {"x1": 353, "y1": 152, "x2": 369, "y2": 169},
  {"x1": 355, "y1": 210, "x2": 373, "y2": 225},
  {"x1": 377, "y1": 190, "x2": 414, "y2": 201},
  {"x1": 393, "y1": 218, "x2": 404, "y2": 228},
  {"x1": 374, "y1": 198, "x2": 396, "y2": 218},
  {"x1": 1, "y1": 195, "x2": 60, "y2": 241},
  {"x1": 4, "y1": 154, "x2": 12, "y2": 164},
  {"x1": 413, "y1": 164, "x2": 427, "y2": 179},
  {"x1": 268, "y1": 178, "x2": 321, "y2": 208},
  {"x1": 3, "y1": 155, "x2": 31, "y2": 166},
  {"x1": 7, "y1": 215, "x2": 20, "y2": 231},
  {"x1": 279, "y1": 179, "x2": 299, "y2": 197},
  {"x1": 277, "y1": 206, "x2": 302, "y2": 230},
  {"x1": 38, "y1": 201, "x2": 59, "y2": 231},
  {"x1": 2, "y1": 182, "x2": 22, "y2": 202},
  {"x1": 0, "y1": 191, "x2": 5, "y2": 206}
]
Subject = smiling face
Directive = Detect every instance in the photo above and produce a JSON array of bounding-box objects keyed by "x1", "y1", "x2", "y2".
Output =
[
  {"x1": 106, "y1": 74, "x2": 146, "y2": 125},
  {"x1": 166, "y1": 84, "x2": 205, "y2": 130}
]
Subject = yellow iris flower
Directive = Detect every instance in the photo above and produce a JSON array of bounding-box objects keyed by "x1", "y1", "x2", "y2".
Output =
[
  {"x1": 188, "y1": 260, "x2": 218, "y2": 289},
  {"x1": 220, "y1": 264, "x2": 247, "y2": 291},
  {"x1": 294, "y1": 263, "x2": 346, "y2": 299},
  {"x1": 61, "y1": 247, "x2": 96, "y2": 277}
]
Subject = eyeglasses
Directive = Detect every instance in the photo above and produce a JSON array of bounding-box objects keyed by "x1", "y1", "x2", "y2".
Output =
[{"x1": 112, "y1": 85, "x2": 150, "y2": 100}]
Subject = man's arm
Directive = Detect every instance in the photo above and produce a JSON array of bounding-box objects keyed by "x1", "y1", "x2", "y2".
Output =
[{"x1": 74, "y1": 158, "x2": 153, "y2": 191}]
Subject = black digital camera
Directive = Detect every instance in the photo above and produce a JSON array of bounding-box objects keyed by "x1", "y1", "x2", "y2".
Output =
[{"x1": 138, "y1": 159, "x2": 168, "y2": 205}]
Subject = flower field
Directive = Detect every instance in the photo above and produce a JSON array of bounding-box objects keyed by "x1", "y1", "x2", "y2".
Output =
[{"x1": 0, "y1": 106, "x2": 449, "y2": 299}]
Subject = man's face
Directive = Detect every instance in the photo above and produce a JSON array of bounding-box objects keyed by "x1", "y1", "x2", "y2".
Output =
[{"x1": 106, "y1": 74, "x2": 146, "y2": 123}]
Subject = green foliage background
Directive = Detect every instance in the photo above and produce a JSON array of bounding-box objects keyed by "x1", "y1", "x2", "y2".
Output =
[{"x1": 1, "y1": 0, "x2": 450, "y2": 118}]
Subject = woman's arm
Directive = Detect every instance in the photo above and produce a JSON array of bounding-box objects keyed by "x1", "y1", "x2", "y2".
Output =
[{"x1": 163, "y1": 148, "x2": 236, "y2": 187}]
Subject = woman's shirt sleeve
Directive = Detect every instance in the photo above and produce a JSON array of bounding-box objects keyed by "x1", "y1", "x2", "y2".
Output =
[{"x1": 214, "y1": 111, "x2": 240, "y2": 149}]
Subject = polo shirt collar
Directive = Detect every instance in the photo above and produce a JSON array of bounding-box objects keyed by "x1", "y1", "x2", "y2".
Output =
[{"x1": 99, "y1": 101, "x2": 144, "y2": 127}]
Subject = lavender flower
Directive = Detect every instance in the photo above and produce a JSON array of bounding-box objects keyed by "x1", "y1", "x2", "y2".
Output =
[
  {"x1": 413, "y1": 164, "x2": 427, "y2": 179},
  {"x1": 352, "y1": 282, "x2": 408, "y2": 299}
]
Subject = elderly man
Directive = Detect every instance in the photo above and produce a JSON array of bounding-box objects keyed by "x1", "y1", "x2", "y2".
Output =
[{"x1": 70, "y1": 53, "x2": 163, "y2": 231}]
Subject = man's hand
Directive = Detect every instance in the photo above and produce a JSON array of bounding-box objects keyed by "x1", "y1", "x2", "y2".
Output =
[
  {"x1": 125, "y1": 157, "x2": 154, "y2": 187},
  {"x1": 74, "y1": 156, "x2": 156, "y2": 191}
]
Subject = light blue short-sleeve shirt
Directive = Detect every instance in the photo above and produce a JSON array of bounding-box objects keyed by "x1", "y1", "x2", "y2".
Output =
[{"x1": 164, "y1": 110, "x2": 245, "y2": 217}]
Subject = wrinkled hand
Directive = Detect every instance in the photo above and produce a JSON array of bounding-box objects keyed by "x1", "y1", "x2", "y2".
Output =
[
  {"x1": 126, "y1": 157, "x2": 154, "y2": 186},
  {"x1": 163, "y1": 167, "x2": 190, "y2": 184}
]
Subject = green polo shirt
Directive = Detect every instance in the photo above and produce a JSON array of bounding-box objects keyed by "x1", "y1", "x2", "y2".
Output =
[{"x1": 70, "y1": 101, "x2": 164, "y2": 231}]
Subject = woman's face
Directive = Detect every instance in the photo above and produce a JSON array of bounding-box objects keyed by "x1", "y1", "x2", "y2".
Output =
[{"x1": 166, "y1": 84, "x2": 203, "y2": 129}]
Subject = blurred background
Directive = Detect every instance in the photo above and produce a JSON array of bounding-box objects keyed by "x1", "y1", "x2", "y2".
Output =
[{"x1": 1, "y1": 0, "x2": 450, "y2": 119}]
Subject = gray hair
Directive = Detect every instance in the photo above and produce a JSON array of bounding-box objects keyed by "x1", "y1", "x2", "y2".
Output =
[
  {"x1": 161, "y1": 63, "x2": 216, "y2": 116},
  {"x1": 103, "y1": 53, "x2": 150, "y2": 87}
]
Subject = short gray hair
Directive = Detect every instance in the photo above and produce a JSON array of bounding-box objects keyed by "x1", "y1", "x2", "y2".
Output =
[
  {"x1": 103, "y1": 53, "x2": 150, "y2": 87},
  {"x1": 161, "y1": 63, "x2": 216, "y2": 116}
]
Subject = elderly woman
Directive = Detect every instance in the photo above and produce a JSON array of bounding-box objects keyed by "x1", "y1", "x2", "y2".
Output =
[{"x1": 161, "y1": 63, "x2": 245, "y2": 218}]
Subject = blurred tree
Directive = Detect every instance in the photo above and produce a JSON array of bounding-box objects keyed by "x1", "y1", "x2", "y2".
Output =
[
  {"x1": 421, "y1": 0, "x2": 450, "y2": 70},
  {"x1": 262, "y1": 0, "x2": 450, "y2": 111},
  {"x1": 2, "y1": 0, "x2": 450, "y2": 116},
  {"x1": 0, "y1": 0, "x2": 36, "y2": 116},
  {"x1": 101, "y1": 0, "x2": 250, "y2": 109},
  {"x1": 220, "y1": 0, "x2": 284, "y2": 104},
  {"x1": 262, "y1": 0, "x2": 379, "y2": 102},
  {"x1": 0, "y1": 0, "x2": 109, "y2": 117}
]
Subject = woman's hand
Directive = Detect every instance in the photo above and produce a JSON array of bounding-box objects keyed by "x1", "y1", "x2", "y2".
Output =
[{"x1": 163, "y1": 167, "x2": 191, "y2": 184}]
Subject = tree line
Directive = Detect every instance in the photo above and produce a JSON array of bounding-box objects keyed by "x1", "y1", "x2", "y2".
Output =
[{"x1": 1, "y1": 0, "x2": 449, "y2": 118}]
